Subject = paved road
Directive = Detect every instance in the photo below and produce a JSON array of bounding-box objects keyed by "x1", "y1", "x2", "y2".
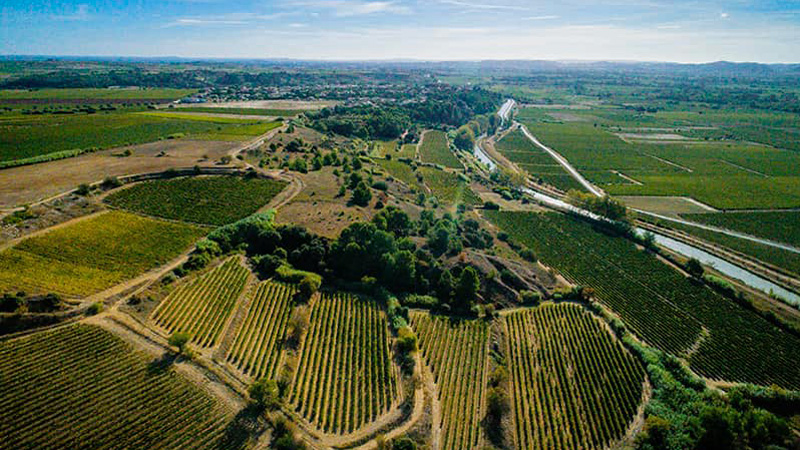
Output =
[{"x1": 498, "y1": 99, "x2": 516, "y2": 122}]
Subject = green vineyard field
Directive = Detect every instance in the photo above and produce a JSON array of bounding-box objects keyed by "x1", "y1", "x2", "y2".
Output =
[
  {"x1": 227, "y1": 280, "x2": 297, "y2": 380},
  {"x1": 0, "y1": 324, "x2": 238, "y2": 449},
  {"x1": 486, "y1": 211, "x2": 800, "y2": 389},
  {"x1": 289, "y1": 292, "x2": 398, "y2": 434},
  {"x1": 151, "y1": 257, "x2": 250, "y2": 347},
  {"x1": 682, "y1": 211, "x2": 800, "y2": 249},
  {"x1": 105, "y1": 175, "x2": 287, "y2": 226},
  {"x1": 419, "y1": 130, "x2": 461, "y2": 169},
  {"x1": 495, "y1": 129, "x2": 585, "y2": 192},
  {"x1": 504, "y1": 304, "x2": 645, "y2": 450},
  {"x1": 411, "y1": 312, "x2": 488, "y2": 450},
  {"x1": 0, "y1": 211, "x2": 204, "y2": 297}
]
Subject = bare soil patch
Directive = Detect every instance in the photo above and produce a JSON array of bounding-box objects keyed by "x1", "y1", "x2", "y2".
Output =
[
  {"x1": 619, "y1": 195, "x2": 717, "y2": 218},
  {"x1": 276, "y1": 201, "x2": 371, "y2": 238},
  {"x1": 0, "y1": 139, "x2": 234, "y2": 207}
]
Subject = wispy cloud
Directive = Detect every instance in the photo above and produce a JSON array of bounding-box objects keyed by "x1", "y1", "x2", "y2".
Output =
[
  {"x1": 51, "y1": 4, "x2": 91, "y2": 21},
  {"x1": 437, "y1": 0, "x2": 528, "y2": 11},
  {"x1": 165, "y1": 12, "x2": 292, "y2": 27},
  {"x1": 522, "y1": 15, "x2": 560, "y2": 21},
  {"x1": 292, "y1": 1, "x2": 410, "y2": 17}
]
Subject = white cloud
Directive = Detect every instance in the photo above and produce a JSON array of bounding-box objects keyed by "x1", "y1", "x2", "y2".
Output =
[
  {"x1": 51, "y1": 4, "x2": 91, "y2": 21},
  {"x1": 522, "y1": 15, "x2": 560, "y2": 21},
  {"x1": 720, "y1": 12, "x2": 730, "y2": 19},
  {"x1": 437, "y1": 0, "x2": 528, "y2": 11},
  {"x1": 291, "y1": 1, "x2": 410, "y2": 17}
]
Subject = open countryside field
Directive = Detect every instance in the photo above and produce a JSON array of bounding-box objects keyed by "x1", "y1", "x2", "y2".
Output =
[
  {"x1": 227, "y1": 280, "x2": 297, "y2": 381},
  {"x1": 419, "y1": 130, "x2": 461, "y2": 168},
  {"x1": 682, "y1": 211, "x2": 800, "y2": 248},
  {"x1": 174, "y1": 106, "x2": 309, "y2": 117},
  {"x1": 504, "y1": 305, "x2": 645, "y2": 450},
  {"x1": 105, "y1": 176, "x2": 287, "y2": 226},
  {"x1": 0, "y1": 211, "x2": 204, "y2": 297},
  {"x1": 0, "y1": 324, "x2": 241, "y2": 450},
  {"x1": 487, "y1": 211, "x2": 800, "y2": 389},
  {"x1": 289, "y1": 292, "x2": 398, "y2": 434},
  {"x1": 0, "y1": 87, "x2": 196, "y2": 101},
  {"x1": 411, "y1": 313, "x2": 489, "y2": 450},
  {"x1": 520, "y1": 113, "x2": 800, "y2": 209},
  {"x1": 152, "y1": 257, "x2": 250, "y2": 347}
]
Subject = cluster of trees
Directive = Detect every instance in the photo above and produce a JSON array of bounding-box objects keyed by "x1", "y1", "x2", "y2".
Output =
[
  {"x1": 308, "y1": 86, "x2": 502, "y2": 140},
  {"x1": 453, "y1": 113, "x2": 500, "y2": 151},
  {"x1": 0, "y1": 292, "x2": 61, "y2": 314},
  {"x1": 565, "y1": 190, "x2": 628, "y2": 222}
]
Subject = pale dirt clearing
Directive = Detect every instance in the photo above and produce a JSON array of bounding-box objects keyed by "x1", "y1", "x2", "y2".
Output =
[
  {"x1": 0, "y1": 139, "x2": 234, "y2": 207},
  {"x1": 619, "y1": 195, "x2": 718, "y2": 218}
]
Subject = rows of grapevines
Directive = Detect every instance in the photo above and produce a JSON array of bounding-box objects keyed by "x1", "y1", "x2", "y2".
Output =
[
  {"x1": 410, "y1": 312, "x2": 489, "y2": 450},
  {"x1": 486, "y1": 211, "x2": 800, "y2": 389},
  {"x1": 504, "y1": 304, "x2": 645, "y2": 450},
  {"x1": 288, "y1": 293, "x2": 397, "y2": 434},
  {"x1": 151, "y1": 257, "x2": 249, "y2": 347},
  {"x1": 227, "y1": 280, "x2": 296, "y2": 380},
  {"x1": 0, "y1": 325, "x2": 238, "y2": 449}
]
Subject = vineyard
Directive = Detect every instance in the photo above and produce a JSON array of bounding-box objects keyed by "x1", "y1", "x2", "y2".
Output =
[
  {"x1": 227, "y1": 280, "x2": 297, "y2": 380},
  {"x1": 288, "y1": 292, "x2": 398, "y2": 434},
  {"x1": 105, "y1": 175, "x2": 287, "y2": 226},
  {"x1": 682, "y1": 211, "x2": 800, "y2": 248},
  {"x1": 0, "y1": 211, "x2": 204, "y2": 297},
  {"x1": 0, "y1": 324, "x2": 239, "y2": 449},
  {"x1": 495, "y1": 129, "x2": 585, "y2": 192},
  {"x1": 504, "y1": 304, "x2": 645, "y2": 450},
  {"x1": 486, "y1": 211, "x2": 800, "y2": 389},
  {"x1": 419, "y1": 130, "x2": 461, "y2": 169},
  {"x1": 410, "y1": 312, "x2": 488, "y2": 450},
  {"x1": 151, "y1": 257, "x2": 250, "y2": 347},
  {"x1": 419, "y1": 167, "x2": 481, "y2": 209}
]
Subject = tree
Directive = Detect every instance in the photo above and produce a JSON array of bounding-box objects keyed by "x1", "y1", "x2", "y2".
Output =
[
  {"x1": 686, "y1": 257, "x2": 704, "y2": 278},
  {"x1": 351, "y1": 181, "x2": 372, "y2": 207},
  {"x1": 455, "y1": 267, "x2": 481, "y2": 309},
  {"x1": 298, "y1": 274, "x2": 321, "y2": 298},
  {"x1": 249, "y1": 378, "x2": 281, "y2": 410},
  {"x1": 168, "y1": 332, "x2": 191, "y2": 355},
  {"x1": 436, "y1": 269, "x2": 455, "y2": 303},
  {"x1": 392, "y1": 437, "x2": 416, "y2": 450}
]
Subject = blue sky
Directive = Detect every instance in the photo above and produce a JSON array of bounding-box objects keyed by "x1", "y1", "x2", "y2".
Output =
[{"x1": 1, "y1": 0, "x2": 798, "y2": 62}]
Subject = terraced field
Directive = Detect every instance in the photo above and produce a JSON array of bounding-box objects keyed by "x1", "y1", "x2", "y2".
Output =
[
  {"x1": 152, "y1": 257, "x2": 250, "y2": 347},
  {"x1": 504, "y1": 304, "x2": 645, "y2": 450},
  {"x1": 105, "y1": 175, "x2": 287, "y2": 226},
  {"x1": 0, "y1": 324, "x2": 239, "y2": 449},
  {"x1": 419, "y1": 130, "x2": 460, "y2": 169},
  {"x1": 410, "y1": 312, "x2": 489, "y2": 450},
  {"x1": 486, "y1": 211, "x2": 800, "y2": 389},
  {"x1": 0, "y1": 211, "x2": 204, "y2": 297},
  {"x1": 227, "y1": 280, "x2": 297, "y2": 380},
  {"x1": 289, "y1": 292, "x2": 398, "y2": 434}
]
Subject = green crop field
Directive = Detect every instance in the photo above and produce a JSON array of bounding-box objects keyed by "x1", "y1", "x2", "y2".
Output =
[
  {"x1": 411, "y1": 313, "x2": 489, "y2": 450},
  {"x1": 682, "y1": 211, "x2": 800, "y2": 249},
  {"x1": 137, "y1": 111, "x2": 269, "y2": 124},
  {"x1": 0, "y1": 324, "x2": 240, "y2": 449},
  {"x1": 377, "y1": 159, "x2": 425, "y2": 192},
  {"x1": 105, "y1": 176, "x2": 287, "y2": 226},
  {"x1": 227, "y1": 280, "x2": 297, "y2": 381},
  {"x1": 0, "y1": 88, "x2": 196, "y2": 101},
  {"x1": 193, "y1": 122, "x2": 282, "y2": 141},
  {"x1": 486, "y1": 211, "x2": 800, "y2": 389},
  {"x1": 519, "y1": 111, "x2": 800, "y2": 209},
  {"x1": 0, "y1": 211, "x2": 204, "y2": 297},
  {"x1": 504, "y1": 305, "x2": 645, "y2": 450},
  {"x1": 152, "y1": 257, "x2": 250, "y2": 347},
  {"x1": 419, "y1": 130, "x2": 461, "y2": 169},
  {"x1": 419, "y1": 167, "x2": 481, "y2": 209},
  {"x1": 175, "y1": 107, "x2": 308, "y2": 117},
  {"x1": 371, "y1": 140, "x2": 398, "y2": 158},
  {"x1": 289, "y1": 292, "x2": 398, "y2": 434},
  {"x1": 495, "y1": 129, "x2": 588, "y2": 192}
]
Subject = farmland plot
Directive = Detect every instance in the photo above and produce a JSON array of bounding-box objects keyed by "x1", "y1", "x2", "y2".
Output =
[
  {"x1": 419, "y1": 167, "x2": 481, "y2": 209},
  {"x1": 151, "y1": 257, "x2": 250, "y2": 347},
  {"x1": 486, "y1": 211, "x2": 800, "y2": 389},
  {"x1": 495, "y1": 129, "x2": 586, "y2": 192},
  {"x1": 504, "y1": 305, "x2": 645, "y2": 450},
  {"x1": 227, "y1": 280, "x2": 297, "y2": 380},
  {"x1": 289, "y1": 292, "x2": 398, "y2": 434},
  {"x1": 419, "y1": 130, "x2": 461, "y2": 169},
  {"x1": 682, "y1": 211, "x2": 800, "y2": 249},
  {"x1": 410, "y1": 312, "x2": 488, "y2": 450},
  {"x1": 0, "y1": 324, "x2": 239, "y2": 450},
  {"x1": 106, "y1": 176, "x2": 287, "y2": 226},
  {"x1": 0, "y1": 211, "x2": 204, "y2": 297}
]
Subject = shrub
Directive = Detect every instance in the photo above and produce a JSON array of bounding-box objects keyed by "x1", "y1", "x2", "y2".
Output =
[
  {"x1": 402, "y1": 294, "x2": 439, "y2": 309},
  {"x1": 298, "y1": 274, "x2": 321, "y2": 297},
  {"x1": 75, "y1": 183, "x2": 92, "y2": 196},
  {"x1": 396, "y1": 326, "x2": 418, "y2": 353},
  {"x1": 249, "y1": 378, "x2": 281, "y2": 410},
  {"x1": 168, "y1": 332, "x2": 191, "y2": 355},
  {"x1": 483, "y1": 201, "x2": 500, "y2": 210},
  {"x1": 372, "y1": 180, "x2": 389, "y2": 191},
  {"x1": 86, "y1": 302, "x2": 103, "y2": 315}
]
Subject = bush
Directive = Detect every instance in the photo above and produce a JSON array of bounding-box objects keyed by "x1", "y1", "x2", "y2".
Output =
[
  {"x1": 75, "y1": 183, "x2": 91, "y2": 196},
  {"x1": 392, "y1": 437, "x2": 417, "y2": 450},
  {"x1": 401, "y1": 294, "x2": 438, "y2": 309},
  {"x1": 372, "y1": 180, "x2": 389, "y2": 191},
  {"x1": 520, "y1": 290, "x2": 541, "y2": 305},
  {"x1": 168, "y1": 332, "x2": 191, "y2": 355},
  {"x1": 249, "y1": 378, "x2": 281, "y2": 410},
  {"x1": 298, "y1": 274, "x2": 321, "y2": 297},
  {"x1": 396, "y1": 326, "x2": 418, "y2": 353},
  {"x1": 86, "y1": 302, "x2": 103, "y2": 315},
  {"x1": 483, "y1": 201, "x2": 500, "y2": 210}
]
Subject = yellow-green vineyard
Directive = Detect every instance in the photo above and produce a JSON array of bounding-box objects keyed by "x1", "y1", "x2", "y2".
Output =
[
  {"x1": 0, "y1": 325, "x2": 237, "y2": 449},
  {"x1": 151, "y1": 257, "x2": 250, "y2": 347},
  {"x1": 504, "y1": 304, "x2": 646, "y2": 450},
  {"x1": 289, "y1": 292, "x2": 399, "y2": 434},
  {"x1": 410, "y1": 312, "x2": 489, "y2": 450},
  {"x1": 227, "y1": 280, "x2": 297, "y2": 380}
]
